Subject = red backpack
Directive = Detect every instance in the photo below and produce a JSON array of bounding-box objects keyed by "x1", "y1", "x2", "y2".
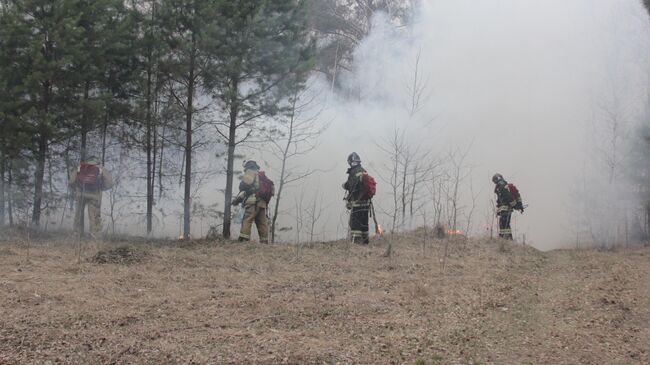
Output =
[
  {"x1": 75, "y1": 162, "x2": 102, "y2": 191},
  {"x1": 256, "y1": 171, "x2": 275, "y2": 202},
  {"x1": 360, "y1": 171, "x2": 376, "y2": 200},
  {"x1": 506, "y1": 183, "x2": 520, "y2": 201}
]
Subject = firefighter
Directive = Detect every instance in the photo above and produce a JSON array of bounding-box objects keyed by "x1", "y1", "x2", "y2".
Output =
[
  {"x1": 69, "y1": 155, "x2": 113, "y2": 238},
  {"x1": 343, "y1": 152, "x2": 371, "y2": 244},
  {"x1": 492, "y1": 173, "x2": 516, "y2": 240},
  {"x1": 232, "y1": 160, "x2": 271, "y2": 243}
]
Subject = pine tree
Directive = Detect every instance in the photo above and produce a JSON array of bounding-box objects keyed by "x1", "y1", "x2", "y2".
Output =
[
  {"x1": 133, "y1": 0, "x2": 168, "y2": 236},
  {"x1": 71, "y1": 0, "x2": 136, "y2": 158},
  {"x1": 158, "y1": 0, "x2": 220, "y2": 239},
  {"x1": 1, "y1": 0, "x2": 85, "y2": 226},
  {"x1": 205, "y1": 0, "x2": 315, "y2": 239}
]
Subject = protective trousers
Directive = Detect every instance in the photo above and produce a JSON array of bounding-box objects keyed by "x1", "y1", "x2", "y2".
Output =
[
  {"x1": 239, "y1": 204, "x2": 269, "y2": 243},
  {"x1": 350, "y1": 204, "x2": 369, "y2": 244},
  {"x1": 498, "y1": 208, "x2": 513, "y2": 240},
  {"x1": 74, "y1": 191, "x2": 102, "y2": 238}
]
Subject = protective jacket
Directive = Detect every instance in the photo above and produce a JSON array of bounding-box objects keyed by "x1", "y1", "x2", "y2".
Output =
[
  {"x1": 236, "y1": 167, "x2": 268, "y2": 243},
  {"x1": 494, "y1": 180, "x2": 515, "y2": 240},
  {"x1": 343, "y1": 165, "x2": 370, "y2": 207},
  {"x1": 236, "y1": 168, "x2": 267, "y2": 208},
  {"x1": 343, "y1": 164, "x2": 370, "y2": 244},
  {"x1": 68, "y1": 159, "x2": 113, "y2": 238},
  {"x1": 494, "y1": 181, "x2": 515, "y2": 213}
]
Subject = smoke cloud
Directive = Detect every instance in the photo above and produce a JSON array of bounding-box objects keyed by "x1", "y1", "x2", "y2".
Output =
[
  {"x1": 261, "y1": 0, "x2": 650, "y2": 250},
  {"x1": 72, "y1": 0, "x2": 650, "y2": 250}
]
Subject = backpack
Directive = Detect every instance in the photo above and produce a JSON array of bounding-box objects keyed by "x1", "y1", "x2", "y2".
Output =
[
  {"x1": 507, "y1": 183, "x2": 524, "y2": 210},
  {"x1": 256, "y1": 171, "x2": 275, "y2": 202},
  {"x1": 75, "y1": 162, "x2": 102, "y2": 191},
  {"x1": 360, "y1": 171, "x2": 376, "y2": 200}
]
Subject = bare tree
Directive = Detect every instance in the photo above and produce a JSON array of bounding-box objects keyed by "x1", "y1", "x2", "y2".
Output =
[
  {"x1": 304, "y1": 191, "x2": 326, "y2": 244},
  {"x1": 375, "y1": 127, "x2": 406, "y2": 235},
  {"x1": 293, "y1": 188, "x2": 306, "y2": 245},
  {"x1": 593, "y1": 90, "x2": 632, "y2": 183},
  {"x1": 268, "y1": 83, "x2": 328, "y2": 243},
  {"x1": 405, "y1": 48, "x2": 432, "y2": 120},
  {"x1": 463, "y1": 170, "x2": 479, "y2": 236},
  {"x1": 441, "y1": 146, "x2": 471, "y2": 232}
]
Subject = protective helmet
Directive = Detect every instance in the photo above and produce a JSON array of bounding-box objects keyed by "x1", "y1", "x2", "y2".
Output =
[
  {"x1": 347, "y1": 152, "x2": 361, "y2": 167},
  {"x1": 492, "y1": 173, "x2": 504, "y2": 184},
  {"x1": 243, "y1": 160, "x2": 260, "y2": 170}
]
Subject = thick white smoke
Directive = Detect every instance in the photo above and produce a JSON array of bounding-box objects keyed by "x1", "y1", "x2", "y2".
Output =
[
  {"x1": 267, "y1": 0, "x2": 650, "y2": 250},
  {"x1": 89, "y1": 0, "x2": 650, "y2": 250}
]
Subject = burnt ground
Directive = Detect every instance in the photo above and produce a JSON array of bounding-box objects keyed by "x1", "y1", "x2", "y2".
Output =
[{"x1": 0, "y1": 232, "x2": 649, "y2": 365}]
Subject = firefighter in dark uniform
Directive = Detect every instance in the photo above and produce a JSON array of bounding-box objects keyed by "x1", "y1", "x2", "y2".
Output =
[
  {"x1": 343, "y1": 152, "x2": 370, "y2": 244},
  {"x1": 492, "y1": 173, "x2": 516, "y2": 240}
]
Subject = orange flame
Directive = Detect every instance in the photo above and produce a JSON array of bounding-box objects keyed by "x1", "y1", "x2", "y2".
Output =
[
  {"x1": 446, "y1": 229, "x2": 463, "y2": 236},
  {"x1": 375, "y1": 224, "x2": 384, "y2": 237}
]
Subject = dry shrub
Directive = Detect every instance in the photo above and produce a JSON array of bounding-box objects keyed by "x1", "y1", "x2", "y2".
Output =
[
  {"x1": 0, "y1": 247, "x2": 17, "y2": 256},
  {"x1": 90, "y1": 245, "x2": 148, "y2": 265}
]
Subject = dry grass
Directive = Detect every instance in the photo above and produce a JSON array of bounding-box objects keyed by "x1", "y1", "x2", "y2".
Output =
[{"x1": 0, "y1": 231, "x2": 649, "y2": 364}]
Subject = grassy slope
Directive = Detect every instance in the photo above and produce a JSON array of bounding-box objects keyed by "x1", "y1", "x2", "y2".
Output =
[{"x1": 0, "y1": 233, "x2": 649, "y2": 364}]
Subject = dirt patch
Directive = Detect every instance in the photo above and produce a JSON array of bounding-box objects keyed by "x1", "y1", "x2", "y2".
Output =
[{"x1": 90, "y1": 245, "x2": 148, "y2": 265}]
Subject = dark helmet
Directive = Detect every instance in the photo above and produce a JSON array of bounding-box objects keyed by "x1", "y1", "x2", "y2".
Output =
[
  {"x1": 492, "y1": 173, "x2": 504, "y2": 184},
  {"x1": 347, "y1": 152, "x2": 361, "y2": 167},
  {"x1": 243, "y1": 160, "x2": 260, "y2": 170}
]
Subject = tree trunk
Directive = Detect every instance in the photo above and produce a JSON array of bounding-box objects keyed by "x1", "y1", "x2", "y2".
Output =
[
  {"x1": 182, "y1": 46, "x2": 196, "y2": 240},
  {"x1": 222, "y1": 78, "x2": 239, "y2": 239},
  {"x1": 32, "y1": 133, "x2": 47, "y2": 226},
  {"x1": 158, "y1": 123, "x2": 165, "y2": 199},
  {"x1": 271, "y1": 158, "x2": 287, "y2": 243},
  {"x1": 646, "y1": 202, "x2": 650, "y2": 240},
  {"x1": 80, "y1": 81, "x2": 90, "y2": 159},
  {"x1": 33, "y1": 74, "x2": 52, "y2": 227},
  {"x1": 271, "y1": 104, "x2": 295, "y2": 243},
  {"x1": 7, "y1": 161, "x2": 13, "y2": 227},
  {"x1": 0, "y1": 156, "x2": 5, "y2": 227},
  {"x1": 146, "y1": 65, "x2": 154, "y2": 235}
]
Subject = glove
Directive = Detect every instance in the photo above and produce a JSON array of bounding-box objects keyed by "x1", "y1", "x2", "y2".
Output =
[
  {"x1": 519, "y1": 208, "x2": 525, "y2": 214},
  {"x1": 346, "y1": 201, "x2": 352, "y2": 210},
  {"x1": 231, "y1": 196, "x2": 243, "y2": 206}
]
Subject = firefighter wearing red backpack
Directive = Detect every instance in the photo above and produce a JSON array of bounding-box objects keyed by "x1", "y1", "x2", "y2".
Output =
[
  {"x1": 342, "y1": 152, "x2": 376, "y2": 244},
  {"x1": 492, "y1": 173, "x2": 524, "y2": 240},
  {"x1": 69, "y1": 155, "x2": 114, "y2": 238},
  {"x1": 232, "y1": 160, "x2": 274, "y2": 243}
]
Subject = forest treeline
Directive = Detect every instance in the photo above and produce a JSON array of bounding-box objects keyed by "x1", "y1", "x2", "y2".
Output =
[
  {"x1": 0, "y1": 0, "x2": 413, "y2": 239},
  {"x1": 1, "y1": 0, "x2": 649, "y2": 245}
]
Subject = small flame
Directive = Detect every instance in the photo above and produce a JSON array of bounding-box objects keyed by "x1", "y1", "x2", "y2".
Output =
[
  {"x1": 178, "y1": 234, "x2": 191, "y2": 241},
  {"x1": 375, "y1": 224, "x2": 384, "y2": 237},
  {"x1": 446, "y1": 229, "x2": 463, "y2": 236}
]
